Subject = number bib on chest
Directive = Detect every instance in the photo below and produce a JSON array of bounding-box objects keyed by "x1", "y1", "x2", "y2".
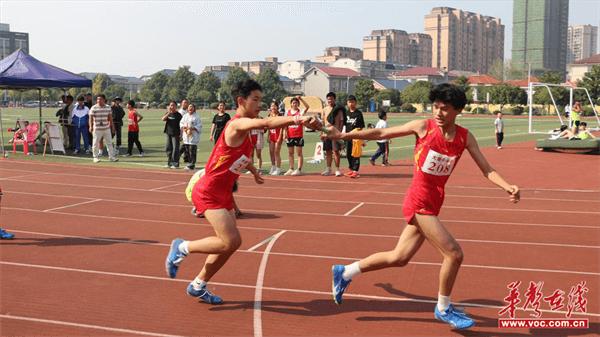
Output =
[
  {"x1": 421, "y1": 149, "x2": 456, "y2": 176},
  {"x1": 229, "y1": 155, "x2": 251, "y2": 174}
]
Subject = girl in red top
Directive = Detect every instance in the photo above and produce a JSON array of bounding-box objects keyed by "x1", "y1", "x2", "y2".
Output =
[
  {"x1": 125, "y1": 100, "x2": 144, "y2": 157},
  {"x1": 284, "y1": 96, "x2": 310, "y2": 176},
  {"x1": 327, "y1": 84, "x2": 520, "y2": 330},
  {"x1": 165, "y1": 80, "x2": 321, "y2": 304},
  {"x1": 268, "y1": 101, "x2": 284, "y2": 175}
]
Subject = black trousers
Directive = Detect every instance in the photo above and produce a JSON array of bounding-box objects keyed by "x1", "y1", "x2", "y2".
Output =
[
  {"x1": 346, "y1": 140, "x2": 360, "y2": 171},
  {"x1": 165, "y1": 135, "x2": 180, "y2": 166},
  {"x1": 180, "y1": 144, "x2": 197, "y2": 169},
  {"x1": 496, "y1": 132, "x2": 504, "y2": 146},
  {"x1": 113, "y1": 123, "x2": 123, "y2": 147},
  {"x1": 127, "y1": 131, "x2": 143, "y2": 154}
]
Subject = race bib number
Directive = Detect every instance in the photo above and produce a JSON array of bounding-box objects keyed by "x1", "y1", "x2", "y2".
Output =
[
  {"x1": 229, "y1": 155, "x2": 251, "y2": 174},
  {"x1": 422, "y1": 149, "x2": 456, "y2": 176}
]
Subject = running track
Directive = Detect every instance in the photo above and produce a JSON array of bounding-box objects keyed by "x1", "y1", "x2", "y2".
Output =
[{"x1": 1, "y1": 141, "x2": 599, "y2": 336}]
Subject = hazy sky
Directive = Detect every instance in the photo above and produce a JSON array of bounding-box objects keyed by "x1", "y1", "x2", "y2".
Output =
[{"x1": 2, "y1": 0, "x2": 599, "y2": 77}]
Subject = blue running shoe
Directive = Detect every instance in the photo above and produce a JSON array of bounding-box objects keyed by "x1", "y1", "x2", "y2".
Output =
[
  {"x1": 332, "y1": 265, "x2": 351, "y2": 305},
  {"x1": 0, "y1": 229, "x2": 14, "y2": 240},
  {"x1": 434, "y1": 304, "x2": 475, "y2": 330},
  {"x1": 187, "y1": 283, "x2": 223, "y2": 304},
  {"x1": 165, "y1": 238, "x2": 187, "y2": 278}
]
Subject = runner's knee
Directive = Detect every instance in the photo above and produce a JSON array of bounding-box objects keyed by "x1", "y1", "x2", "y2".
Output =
[{"x1": 446, "y1": 245, "x2": 463, "y2": 264}]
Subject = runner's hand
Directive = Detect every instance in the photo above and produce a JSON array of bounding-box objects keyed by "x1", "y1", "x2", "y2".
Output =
[
  {"x1": 507, "y1": 185, "x2": 520, "y2": 203},
  {"x1": 326, "y1": 127, "x2": 341, "y2": 140},
  {"x1": 254, "y1": 173, "x2": 264, "y2": 185}
]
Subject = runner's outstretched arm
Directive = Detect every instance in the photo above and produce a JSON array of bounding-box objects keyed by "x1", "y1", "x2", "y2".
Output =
[{"x1": 327, "y1": 119, "x2": 426, "y2": 141}]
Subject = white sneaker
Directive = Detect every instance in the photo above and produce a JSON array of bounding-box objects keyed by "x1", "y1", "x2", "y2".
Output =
[
  {"x1": 497, "y1": 146, "x2": 502, "y2": 149},
  {"x1": 269, "y1": 167, "x2": 275, "y2": 175},
  {"x1": 98, "y1": 149, "x2": 104, "y2": 156},
  {"x1": 271, "y1": 168, "x2": 281, "y2": 176},
  {"x1": 321, "y1": 168, "x2": 332, "y2": 176},
  {"x1": 110, "y1": 157, "x2": 119, "y2": 162},
  {"x1": 284, "y1": 169, "x2": 294, "y2": 176},
  {"x1": 291, "y1": 169, "x2": 302, "y2": 176},
  {"x1": 335, "y1": 170, "x2": 342, "y2": 177},
  {"x1": 93, "y1": 158, "x2": 100, "y2": 163}
]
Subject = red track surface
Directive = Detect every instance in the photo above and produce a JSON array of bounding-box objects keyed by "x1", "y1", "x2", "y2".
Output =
[{"x1": 1, "y1": 140, "x2": 599, "y2": 336}]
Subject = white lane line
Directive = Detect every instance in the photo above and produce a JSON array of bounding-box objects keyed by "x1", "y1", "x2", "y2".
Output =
[
  {"x1": 344, "y1": 202, "x2": 364, "y2": 216},
  {"x1": 0, "y1": 314, "x2": 187, "y2": 337},
  {"x1": 4, "y1": 230, "x2": 600, "y2": 275},
  {"x1": 148, "y1": 182, "x2": 186, "y2": 191},
  {"x1": 254, "y1": 230, "x2": 286, "y2": 337},
  {"x1": 42, "y1": 198, "x2": 102, "y2": 212},
  {"x1": 248, "y1": 230, "x2": 286, "y2": 252},
  {"x1": 1, "y1": 261, "x2": 598, "y2": 318}
]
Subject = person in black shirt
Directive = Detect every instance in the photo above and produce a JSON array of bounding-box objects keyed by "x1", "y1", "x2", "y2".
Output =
[
  {"x1": 161, "y1": 101, "x2": 183, "y2": 168},
  {"x1": 344, "y1": 95, "x2": 365, "y2": 178},
  {"x1": 111, "y1": 97, "x2": 126, "y2": 152},
  {"x1": 210, "y1": 101, "x2": 231, "y2": 144}
]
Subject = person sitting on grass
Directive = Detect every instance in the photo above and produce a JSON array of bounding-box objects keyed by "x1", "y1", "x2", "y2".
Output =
[{"x1": 577, "y1": 122, "x2": 596, "y2": 140}]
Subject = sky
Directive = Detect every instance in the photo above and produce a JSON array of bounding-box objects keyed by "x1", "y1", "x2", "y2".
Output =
[{"x1": 2, "y1": 0, "x2": 599, "y2": 77}]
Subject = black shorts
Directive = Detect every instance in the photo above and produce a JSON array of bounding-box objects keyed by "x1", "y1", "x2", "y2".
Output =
[
  {"x1": 571, "y1": 120, "x2": 581, "y2": 127},
  {"x1": 286, "y1": 137, "x2": 304, "y2": 147},
  {"x1": 323, "y1": 139, "x2": 341, "y2": 151}
]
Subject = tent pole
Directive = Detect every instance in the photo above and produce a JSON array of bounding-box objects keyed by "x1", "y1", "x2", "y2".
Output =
[
  {"x1": 38, "y1": 88, "x2": 42, "y2": 137},
  {"x1": 0, "y1": 108, "x2": 6, "y2": 158}
]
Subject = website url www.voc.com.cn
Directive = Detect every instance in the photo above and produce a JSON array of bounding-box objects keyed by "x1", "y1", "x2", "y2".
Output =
[{"x1": 498, "y1": 318, "x2": 589, "y2": 329}]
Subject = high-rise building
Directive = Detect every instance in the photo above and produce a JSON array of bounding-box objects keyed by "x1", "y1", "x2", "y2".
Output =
[
  {"x1": 362, "y1": 29, "x2": 410, "y2": 64},
  {"x1": 425, "y1": 7, "x2": 504, "y2": 74},
  {"x1": 512, "y1": 0, "x2": 569, "y2": 74},
  {"x1": 315, "y1": 46, "x2": 363, "y2": 63},
  {"x1": 568, "y1": 25, "x2": 598, "y2": 63},
  {"x1": 408, "y1": 33, "x2": 432, "y2": 67},
  {"x1": 0, "y1": 23, "x2": 29, "y2": 59}
]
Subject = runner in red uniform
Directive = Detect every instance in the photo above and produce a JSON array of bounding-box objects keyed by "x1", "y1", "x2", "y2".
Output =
[
  {"x1": 165, "y1": 79, "x2": 321, "y2": 305},
  {"x1": 327, "y1": 83, "x2": 520, "y2": 330}
]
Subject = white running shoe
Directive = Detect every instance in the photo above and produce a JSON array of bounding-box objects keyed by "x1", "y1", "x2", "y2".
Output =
[
  {"x1": 93, "y1": 158, "x2": 100, "y2": 163},
  {"x1": 284, "y1": 169, "x2": 294, "y2": 176},
  {"x1": 335, "y1": 170, "x2": 342, "y2": 177},
  {"x1": 269, "y1": 166, "x2": 275, "y2": 175},
  {"x1": 291, "y1": 169, "x2": 302, "y2": 176},
  {"x1": 321, "y1": 168, "x2": 332, "y2": 176}
]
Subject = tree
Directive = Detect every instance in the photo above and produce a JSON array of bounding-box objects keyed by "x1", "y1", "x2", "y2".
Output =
[
  {"x1": 487, "y1": 84, "x2": 527, "y2": 111},
  {"x1": 578, "y1": 65, "x2": 600, "y2": 103},
  {"x1": 335, "y1": 92, "x2": 349, "y2": 106},
  {"x1": 353, "y1": 79, "x2": 377, "y2": 109},
  {"x1": 104, "y1": 84, "x2": 128, "y2": 101},
  {"x1": 256, "y1": 68, "x2": 287, "y2": 105},
  {"x1": 453, "y1": 76, "x2": 469, "y2": 93},
  {"x1": 534, "y1": 71, "x2": 568, "y2": 110},
  {"x1": 374, "y1": 88, "x2": 401, "y2": 107},
  {"x1": 219, "y1": 67, "x2": 251, "y2": 105},
  {"x1": 164, "y1": 66, "x2": 196, "y2": 102},
  {"x1": 188, "y1": 71, "x2": 221, "y2": 103},
  {"x1": 488, "y1": 59, "x2": 505, "y2": 81},
  {"x1": 92, "y1": 73, "x2": 112, "y2": 95},
  {"x1": 140, "y1": 72, "x2": 169, "y2": 103},
  {"x1": 401, "y1": 81, "x2": 433, "y2": 111}
]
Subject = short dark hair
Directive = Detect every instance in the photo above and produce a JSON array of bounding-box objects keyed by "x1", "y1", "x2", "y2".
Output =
[
  {"x1": 326, "y1": 92, "x2": 336, "y2": 99},
  {"x1": 231, "y1": 79, "x2": 262, "y2": 101},
  {"x1": 97, "y1": 94, "x2": 106, "y2": 100},
  {"x1": 218, "y1": 100, "x2": 225, "y2": 105},
  {"x1": 581, "y1": 122, "x2": 587, "y2": 127},
  {"x1": 65, "y1": 95, "x2": 74, "y2": 102},
  {"x1": 429, "y1": 83, "x2": 467, "y2": 110},
  {"x1": 271, "y1": 100, "x2": 279, "y2": 107},
  {"x1": 169, "y1": 100, "x2": 177, "y2": 106},
  {"x1": 559, "y1": 125, "x2": 568, "y2": 132},
  {"x1": 378, "y1": 110, "x2": 387, "y2": 120},
  {"x1": 290, "y1": 97, "x2": 300, "y2": 104},
  {"x1": 127, "y1": 100, "x2": 136, "y2": 108},
  {"x1": 347, "y1": 95, "x2": 357, "y2": 102},
  {"x1": 77, "y1": 95, "x2": 85, "y2": 101}
]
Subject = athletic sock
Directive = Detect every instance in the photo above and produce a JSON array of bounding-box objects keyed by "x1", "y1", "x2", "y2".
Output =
[
  {"x1": 192, "y1": 277, "x2": 207, "y2": 291},
  {"x1": 437, "y1": 294, "x2": 451, "y2": 312},
  {"x1": 342, "y1": 261, "x2": 361, "y2": 281},
  {"x1": 178, "y1": 241, "x2": 190, "y2": 255}
]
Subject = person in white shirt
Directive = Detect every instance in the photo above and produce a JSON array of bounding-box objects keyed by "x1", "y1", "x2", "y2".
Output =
[
  {"x1": 494, "y1": 112, "x2": 504, "y2": 149},
  {"x1": 180, "y1": 103, "x2": 202, "y2": 170},
  {"x1": 179, "y1": 98, "x2": 190, "y2": 116},
  {"x1": 369, "y1": 110, "x2": 390, "y2": 166}
]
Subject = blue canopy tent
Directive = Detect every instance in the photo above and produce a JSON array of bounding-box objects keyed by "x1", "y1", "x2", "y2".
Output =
[{"x1": 0, "y1": 49, "x2": 92, "y2": 154}]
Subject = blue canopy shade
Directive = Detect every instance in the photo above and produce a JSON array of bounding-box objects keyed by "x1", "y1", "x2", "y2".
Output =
[{"x1": 0, "y1": 49, "x2": 92, "y2": 89}]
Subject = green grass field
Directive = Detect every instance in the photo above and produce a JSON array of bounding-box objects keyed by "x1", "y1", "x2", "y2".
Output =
[{"x1": 0, "y1": 107, "x2": 573, "y2": 173}]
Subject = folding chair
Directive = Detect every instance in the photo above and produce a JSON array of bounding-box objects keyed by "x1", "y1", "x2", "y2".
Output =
[{"x1": 43, "y1": 122, "x2": 66, "y2": 156}]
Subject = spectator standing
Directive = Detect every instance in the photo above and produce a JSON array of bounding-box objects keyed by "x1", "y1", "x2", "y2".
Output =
[
  {"x1": 210, "y1": 101, "x2": 231, "y2": 144},
  {"x1": 126, "y1": 100, "x2": 144, "y2": 157},
  {"x1": 321, "y1": 92, "x2": 345, "y2": 177},
  {"x1": 494, "y1": 112, "x2": 504, "y2": 149},
  {"x1": 162, "y1": 101, "x2": 183, "y2": 168},
  {"x1": 268, "y1": 101, "x2": 284, "y2": 175},
  {"x1": 56, "y1": 95, "x2": 74, "y2": 150},
  {"x1": 344, "y1": 95, "x2": 365, "y2": 178},
  {"x1": 369, "y1": 110, "x2": 390, "y2": 165},
  {"x1": 180, "y1": 103, "x2": 202, "y2": 170},
  {"x1": 284, "y1": 96, "x2": 310, "y2": 176},
  {"x1": 111, "y1": 97, "x2": 126, "y2": 153},
  {"x1": 72, "y1": 95, "x2": 90, "y2": 154},
  {"x1": 89, "y1": 94, "x2": 118, "y2": 163},
  {"x1": 179, "y1": 98, "x2": 190, "y2": 116}
]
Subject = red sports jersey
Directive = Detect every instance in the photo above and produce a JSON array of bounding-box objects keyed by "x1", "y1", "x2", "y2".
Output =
[
  {"x1": 192, "y1": 115, "x2": 253, "y2": 213},
  {"x1": 128, "y1": 110, "x2": 139, "y2": 132},
  {"x1": 286, "y1": 109, "x2": 303, "y2": 138},
  {"x1": 402, "y1": 119, "x2": 468, "y2": 222},
  {"x1": 268, "y1": 127, "x2": 282, "y2": 143}
]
